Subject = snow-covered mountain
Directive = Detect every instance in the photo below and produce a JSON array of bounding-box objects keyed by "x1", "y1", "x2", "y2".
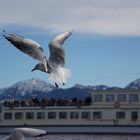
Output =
[
  {"x1": 47, "y1": 85, "x2": 93, "y2": 100},
  {"x1": 125, "y1": 78, "x2": 140, "y2": 89},
  {"x1": 0, "y1": 79, "x2": 93, "y2": 101},
  {"x1": 73, "y1": 84, "x2": 120, "y2": 91},
  {"x1": 12, "y1": 78, "x2": 55, "y2": 94},
  {"x1": 0, "y1": 78, "x2": 140, "y2": 101},
  {"x1": 0, "y1": 79, "x2": 55, "y2": 100},
  {"x1": 73, "y1": 84, "x2": 109, "y2": 90}
]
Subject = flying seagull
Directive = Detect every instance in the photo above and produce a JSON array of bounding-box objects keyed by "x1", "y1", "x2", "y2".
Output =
[
  {"x1": 3, "y1": 30, "x2": 72, "y2": 88},
  {"x1": 5, "y1": 127, "x2": 47, "y2": 140}
]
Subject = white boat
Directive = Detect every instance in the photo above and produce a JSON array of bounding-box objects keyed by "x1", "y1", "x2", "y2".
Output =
[{"x1": 0, "y1": 89, "x2": 140, "y2": 134}]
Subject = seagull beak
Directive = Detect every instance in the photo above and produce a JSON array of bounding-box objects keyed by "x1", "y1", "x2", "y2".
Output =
[{"x1": 31, "y1": 68, "x2": 36, "y2": 72}]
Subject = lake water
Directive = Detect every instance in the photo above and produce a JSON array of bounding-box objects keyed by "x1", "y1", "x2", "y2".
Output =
[{"x1": 0, "y1": 134, "x2": 140, "y2": 140}]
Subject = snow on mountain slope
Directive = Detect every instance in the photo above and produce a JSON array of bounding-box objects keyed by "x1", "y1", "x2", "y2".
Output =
[
  {"x1": 0, "y1": 78, "x2": 140, "y2": 101},
  {"x1": 125, "y1": 78, "x2": 140, "y2": 89},
  {"x1": 0, "y1": 78, "x2": 55, "y2": 100}
]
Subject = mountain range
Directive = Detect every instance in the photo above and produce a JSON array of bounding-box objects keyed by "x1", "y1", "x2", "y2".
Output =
[{"x1": 0, "y1": 78, "x2": 140, "y2": 101}]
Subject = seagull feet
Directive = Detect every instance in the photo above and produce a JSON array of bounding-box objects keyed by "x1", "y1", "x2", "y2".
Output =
[
  {"x1": 55, "y1": 83, "x2": 65, "y2": 88},
  {"x1": 55, "y1": 83, "x2": 59, "y2": 88}
]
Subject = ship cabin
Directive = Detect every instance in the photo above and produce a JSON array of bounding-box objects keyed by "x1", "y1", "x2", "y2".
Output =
[{"x1": 0, "y1": 89, "x2": 140, "y2": 126}]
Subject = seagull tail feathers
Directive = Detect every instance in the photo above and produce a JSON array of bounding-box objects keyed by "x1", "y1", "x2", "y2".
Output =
[{"x1": 48, "y1": 66, "x2": 71, "y2": 85}]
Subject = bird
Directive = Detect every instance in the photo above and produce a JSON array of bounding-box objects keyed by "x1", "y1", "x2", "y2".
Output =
[
  {"x1": 3, "y1": 30, "x2": 72, "y2": 88},
  {"x1": 4, "y1": 127, "x2": 48, "y2": 140}
]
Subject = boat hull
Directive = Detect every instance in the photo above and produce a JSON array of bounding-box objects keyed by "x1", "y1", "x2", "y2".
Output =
[{"x1": 0, "y1": 125, "x2": 140, "y2": 134}]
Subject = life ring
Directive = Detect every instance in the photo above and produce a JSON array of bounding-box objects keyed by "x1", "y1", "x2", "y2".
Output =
[{"x1": 114, "y1": 101, "x2": 120, "y2": 108}]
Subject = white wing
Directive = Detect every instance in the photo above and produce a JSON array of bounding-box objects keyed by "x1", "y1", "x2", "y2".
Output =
[
  {"x1": 19, "y1": 127, "x2": 47, "y2": 137},
  {"x1": 49, "y1": 30, "x2": 72, "y2": 66},
  {"x1": 3, "y1": 33, "x2": 47, "y2": 65},
  {"x1": 5, "y1": 127, "x2": 47, "y2": 140},
  {"x1": 5, "y1": 128, "x2": 24, "y2": 140}
]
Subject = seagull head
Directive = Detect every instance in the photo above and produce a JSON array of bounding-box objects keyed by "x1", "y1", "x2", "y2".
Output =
[{"x1": 31, "y1": 63, "x2": 47, "y2": 73}]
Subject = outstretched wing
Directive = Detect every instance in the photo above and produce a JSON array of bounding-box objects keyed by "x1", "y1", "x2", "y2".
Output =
[
  {"x1": 3, "y1": 33, "x2": 46, "y2": 63},
  {"x1": 5, "y1": 128, "x2": 47, "y2": 140},
  {"x1": 49, "y1": 30, "x2": 72, "y2": 66},
  {"x1": 17, "y1": 128, "x2": 47, "y2": 137},
  {"x1": 5, "y1": 129, "x2": 24, "y2": 140}
]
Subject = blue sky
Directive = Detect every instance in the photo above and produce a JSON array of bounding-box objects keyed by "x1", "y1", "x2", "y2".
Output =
[{"x1": 0, "y1": 0, "x2": 140, "y2": 88}]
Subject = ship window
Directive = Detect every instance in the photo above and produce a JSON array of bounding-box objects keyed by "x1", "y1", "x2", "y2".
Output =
[
  {"x1": 129, "y1": 94, "x2": 138, "y2": 102},
  {"x1": 81, "y1": 111, "x2": 90, "y2": 119},
  {"x1": 59, "y1": 112, "x2": 68, "y2": 119},
  {"x1": 116, "y1": 111, "x2": 125, "y2": 119},
  {"x1": 94, "y1": 94, "x2": 103, "y2": 102},
  {"x1": 26, "y1": 112, "x2": 34, "y2": 119},
  {"x1": 131, "y1": 111, "x2": 138, "y2": 121},
  {"x1": 117, "y1": 94, "x2": 126, "y2": 102},
  {"x1": 15, "y1": 112, "x2": 23, "y2": 120},
  {"x1": 70, "y1": 112, "x2": 79, "y2": 119},
  {"x1": 37, "y1": 112, "x2": 45, "y2": 119},
  {"x1": 93, "y1": 112, "x2": 102, "y2": 119},
  {"x1": 48, "y1": 112, "x2": 56, "y2": 119},
  {"x1": 105, "y1": 94, "x2": 114, "y2": 102},
  {"x1": 4, "y1": 113, "x2": 12, "y2": 120}
]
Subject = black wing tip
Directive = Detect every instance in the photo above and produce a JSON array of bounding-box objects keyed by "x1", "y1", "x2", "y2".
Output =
[
  {"x1": 2, "y1": 30, "x2": 10, "y2": 39},
  {"x1": 2, "y1": 30, "x2": 6, "y2": 37},
  {"x1": 3, "y1": 34, "x2": 7, "y2": 39},
  {"x1": 2, "y1": 30, "x2": 24, "y2": 39}
]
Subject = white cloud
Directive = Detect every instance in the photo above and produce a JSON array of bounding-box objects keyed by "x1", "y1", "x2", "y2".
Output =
[{"x1": 0, "y1": 0, "x2": 140, "y2": 36}]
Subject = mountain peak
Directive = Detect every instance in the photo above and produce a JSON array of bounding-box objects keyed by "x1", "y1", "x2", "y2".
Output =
[
  {"x1": 1, "y1": 78, "x2": 140, "y2": 101},
  {"x1": 0, "y1": 78, "x2": 55, "y2": 100},
  {"x1": 73, "y1": 84, "x2": 108, "y2": 90},
  {"x1": 125, "y1": 78, "x2": 140, "y2": 89},
  {"x1": 13, "y1": 78, "x2": 55, "y2": 92},
  {"x1": 73, "y1": 84, "x2": 86, "y2": 89}
]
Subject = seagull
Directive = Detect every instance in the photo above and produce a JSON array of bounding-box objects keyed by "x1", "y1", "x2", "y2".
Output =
[
  {"x1": 5, "y1": 127, "x2": 48, "y2": 140},
  {"x1": 3, "y1": 30, "x2": 72, "y2": 88}
]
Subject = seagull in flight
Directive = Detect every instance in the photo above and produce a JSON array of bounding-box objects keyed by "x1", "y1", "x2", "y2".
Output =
[
  {"x1": 5, "y1": 127, "x2": 47, "y2": 140},
  {"x1": 3, "y1": 30, "x2": 72, "y2": 88}
]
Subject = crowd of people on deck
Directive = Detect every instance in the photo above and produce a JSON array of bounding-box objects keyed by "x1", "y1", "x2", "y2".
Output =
[{"x1": 3, "y1": 96, "x2": 92, "y2": 107}]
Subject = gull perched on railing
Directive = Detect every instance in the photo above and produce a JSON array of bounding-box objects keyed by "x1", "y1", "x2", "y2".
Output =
[
  {"x1": 5, "y1": 127, "x2": 48, "y2": 140},
  {"x1": 3, "y1": 30, "x2": 72, "y2": 88}
]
